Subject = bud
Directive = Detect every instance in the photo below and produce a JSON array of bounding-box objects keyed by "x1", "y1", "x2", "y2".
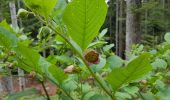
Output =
[
  {"x1": 64, "y1": 65, "x2": 81, "y2": 74},
  {"x1": 84, "y1": 49, "x2": 100, "y2": 64},
  {"x1": 17, "y1": 8, "x2": 29, "y2": 18}
]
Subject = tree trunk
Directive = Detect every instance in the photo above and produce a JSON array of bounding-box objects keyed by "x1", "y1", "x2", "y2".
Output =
[
  {"x1": 115, "y1": 0, "x2": 119, "y2": 55},
  {"x1": 10, "y1": 0, "x2": 26, "y2": 91},
  {"x1": 144, "y1": 0, "x2": 148, "y2": 34},
  {"x1": 9, "y1": 1, "x2": 18, "y2": 28},
  {"x1": 115, "y1": 0, "x2": 126, "y2": 59},
  {"x1": 118, "y1": 0, "x2": 126, "y2": 58},
  {"x1": 126, "y1": 0, "x2": 141, "y2": 59},
  {"x1": 109, "y1": 0, "x2": 114, "y2": 44}
]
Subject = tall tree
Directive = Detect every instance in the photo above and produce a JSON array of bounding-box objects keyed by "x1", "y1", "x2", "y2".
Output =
[
  {"x1": 115, "y1": 0, "x2": 126, "y2": 58},
  {"x1": 126, "y1": 0, "x2": 142, "y2": 58},
  {"x1": 10, "y1": 0, "x2": 25, "y2": 91},
  {"x1": 9, "y1": 1, "x2": 18, "y2": 27}
]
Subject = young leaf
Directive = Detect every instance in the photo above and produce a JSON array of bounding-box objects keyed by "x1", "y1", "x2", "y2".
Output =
[
  {"x1": 87, "y1": 41, "x2": 107, "y2": 48},
  {"x1": 106, "y1": 53, "x2": 152, "y2": 91},
  {"x1": 23, "y1": 0, "x2": 57, "y2": 18},
  {"x1": 63, "y1": 0, "x2": 107, "y2": 50},
  {"x1": 99, "y1": 28, "x2": 108, "y2": 39}
]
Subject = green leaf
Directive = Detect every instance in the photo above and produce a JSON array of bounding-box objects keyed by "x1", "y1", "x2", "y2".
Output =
[
  {"x1": 81, "y1": 83, "x2": 91, "y2": 94},
  {"x1": 107, "y1": 55, "x2": 124, "y2": 69},
  {"x1": 124, "y1": 86, "x2": 139, "y2": 96},
  {"x1": 157, "y1": 87, "x2": 170, "y2": 100},
  {"x1": 63, "y1": 0, "x2": 107, "y2": 50},
  {"x1": 164, "y1": 32, "x2": 170, "y2": 43},
  {"x1": 151, "y1": 58, "x2": 167, "y2": 69},
  {"x1": 55, "y1": 55, "x2": 74, "y2": 64},
  {"x1": 9, "y1": 88, "x2": 38, "y2": 100},
  {"x1": 165, "y1": 54, "x2": 170, "y2": 66},
  {"x1": 24, "y1": 0, "x2": 57, "y2": 18},
  {"x1": 91, "y1": 57, "x2": 106, "y2": 72},
  {"x1": 62, "y1": 78, "x2": 77, "y2": 92},
  {"x1": 37, "y1": 56, "x2": 67, "y2": 84},
  {"x1": 0, "y1": 27, "x2": 18, "y2": 48},
  {"x1": 0, "y1": 20, "x2": 13, "y2": 31},
  {"x1": 52, "y1": 0, "x2": 67, "y2": 25},
  {"x1": 48, "y1": 65, "x2": 68, "y2": 84},
  {"x1": 14, "y1": 43, "x2": 41, "y2": 73},
  {"x1": 99, "y1": 28, "x2": 108, "y2": 39},
  {"x1": 103, "y1": 44, "x2": 114, "y2": 52},
  {"x1": 88, "y1": 41, "x2": 107, "y2": 48},
  {"x1": 83, "y1": 91, "x2": 96, "y2": 100},
  {"x1": 89, "y1": 94, "x2": 111, "y2": 100},
  {"x1": 115, "y1": 92, "x2": 132, "y2": 100},
  {"x1": 106, "y1": 53, "x2": 152, "y2": 91},
  {"x1": 141, "y1": 92, "x2": 155, "y2": 100}
]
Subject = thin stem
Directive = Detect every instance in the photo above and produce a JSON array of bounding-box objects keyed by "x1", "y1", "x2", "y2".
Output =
[
  {"x1": 41, "y1": 81, "x2": 50, "y2": 100},
  {"x1": 49, "y1": 25, "x2": 114, "y2": 99}
]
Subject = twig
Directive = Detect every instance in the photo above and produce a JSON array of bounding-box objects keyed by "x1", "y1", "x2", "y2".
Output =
[{"x1": 41, "y1": 81, "x2": 50, "y2": 100}]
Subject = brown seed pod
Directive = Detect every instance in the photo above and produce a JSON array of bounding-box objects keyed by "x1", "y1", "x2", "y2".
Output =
[{"x1": 84, "y1": 49, "x2": 100, "y2": 64}]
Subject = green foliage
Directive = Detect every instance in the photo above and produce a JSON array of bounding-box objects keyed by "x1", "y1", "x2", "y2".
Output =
[
  {"x1": 106, "y1": 55, "x2": 124, "y2": 69},
  {"x1": 157, "y1": 87, "x2": 170, "y2": 100},
  {"x1": 48, "y1": 65, "x2": 68, "y2": 84},
  {"x1": 151, "y1": 58, "x2": 167, "y2": 69},
  {"x1": 0, "y1": 27, "x2": 18, "y2": 48},
  {"x1": 106, "y1": 53, "x2": 152, "y2": 91},
  {"x1": 2, "y1": 0, "x2": 170, "y2": 99},
  {"x1": 89, "y1": 94, "x2": 111, "y2": 100},
  {"x1": 14, "y1": 43, "x2": 41, "y2": 73},
  {"x1": 164, "y1": 32, "x2": 170, "y2": 43},
  {"x1": 52, "y1": 0, "x2": 67, "y2": 25},
  {"x1": 8, "y1": 88, "x2": 39, "y2": 100},
  {"x1": 23, "y1": 0, "x2": 57, "y2": 18},
  {"x1": 17, "y1": 8, "x2": 29, "y2": 18},
  {"x1": 63, "y1": 0, "x2": 107, "y2": 50},
  {"x1": 91, "y1": 57, "x2": 106, "y2": 72}
]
